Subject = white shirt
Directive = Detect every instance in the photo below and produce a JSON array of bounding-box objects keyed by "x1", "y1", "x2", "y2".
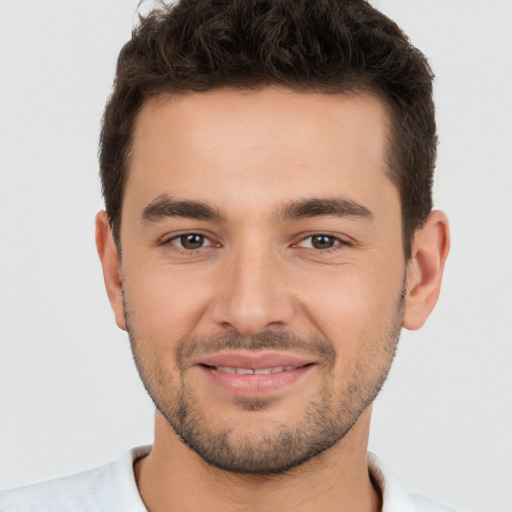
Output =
[{"x1": 0, "y1": 447, "x2": 459, "y2": 511}]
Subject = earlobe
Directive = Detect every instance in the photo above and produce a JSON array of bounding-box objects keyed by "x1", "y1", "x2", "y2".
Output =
[
  {"x1": 402, "y1": 210, "x2": 450, "y2": 331},
  {"x1": 95, "y1": 211, "x2": 126, "y2": 331}
]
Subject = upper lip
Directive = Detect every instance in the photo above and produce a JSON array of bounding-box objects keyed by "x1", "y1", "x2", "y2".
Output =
[{"x1": 193, "y1": 351, "x2": 316, "y2": 370}]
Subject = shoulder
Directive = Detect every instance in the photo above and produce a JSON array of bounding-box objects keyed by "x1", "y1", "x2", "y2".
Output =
[
  {"x1": 0, "y1": 446, "x2": 150, "y2": 512},
  {"x1": 408, "y1": 493, "x2": 460, "y2": 512},
  {"x1": 0, "y1": 464, "x2": 117, "y2": 512},
  {"x1": 367, "y1": 452, "x2": 462, "y2": 512}
]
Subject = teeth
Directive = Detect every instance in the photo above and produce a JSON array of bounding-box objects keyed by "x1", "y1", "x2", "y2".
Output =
[
  {"x1": 216, "y1": 366, "x2": 237, "y2": 374},
  {"x1": 235, "y1": 368, "x2": 254, "y2": 375},
  {"x1": 214, "y1": 365, "x2": 297, "y2": 374}
]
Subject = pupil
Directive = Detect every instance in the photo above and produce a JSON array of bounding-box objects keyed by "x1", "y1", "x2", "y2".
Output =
[
  {"x1": 182, "y1": 234, "x2": 203, "y2": 249},
  {"x1": 313, "y1": 235, "x2": 334, "y2": 249}
]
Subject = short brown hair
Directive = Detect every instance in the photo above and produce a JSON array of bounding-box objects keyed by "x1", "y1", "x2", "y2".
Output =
[{"x1": 100, "y1": 0, "x2": 436, "y2": 259}]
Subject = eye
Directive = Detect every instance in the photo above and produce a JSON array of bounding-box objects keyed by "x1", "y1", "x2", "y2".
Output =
[
  {"x1": 297, "y1": 234, "x2": 343, "y2": 250},
  {"x1": 169, "y1": 233, "x2": 213, "y2": 250}
]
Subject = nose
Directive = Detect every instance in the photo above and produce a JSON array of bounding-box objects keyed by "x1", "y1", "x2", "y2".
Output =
[{"x1": 210, "y1": 244, "x2": 296, "y2": 335}]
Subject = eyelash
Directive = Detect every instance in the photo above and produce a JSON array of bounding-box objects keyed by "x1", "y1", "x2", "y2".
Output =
[
  {"x1": 163, "y1": 232, "x2": 217, "y2": 252},
  {"x1": 161, "y1": 232, "x2": 349, "y2": 253},
  {"x1": 294, "y1": 234, "x2": 348, "y2": 251}
]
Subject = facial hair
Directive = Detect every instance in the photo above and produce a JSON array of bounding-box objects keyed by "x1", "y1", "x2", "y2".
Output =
[{"x1": 125, "y1": 285, "x2": 404, "y2": 475}]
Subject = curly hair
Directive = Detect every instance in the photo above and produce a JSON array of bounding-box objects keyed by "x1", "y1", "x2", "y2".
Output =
[{"x1": 100, "y1": 0, "x2": 436, "y2": 259}]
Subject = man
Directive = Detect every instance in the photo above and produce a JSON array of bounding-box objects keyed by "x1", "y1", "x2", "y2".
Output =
[{"x1": 0, "y1": 0, "x2": 454, "y2": 510}]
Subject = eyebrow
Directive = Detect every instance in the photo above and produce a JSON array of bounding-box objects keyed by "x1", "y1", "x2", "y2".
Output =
[
  {"x1": 140, "y1": 194, "x2": 374, "y2": 224},
  {"x1": 276, "y1": 197, "x2": 374, "y2": 221},
  {"x1": 140, "y1": 194, "x2": 224, "y2": 223}
]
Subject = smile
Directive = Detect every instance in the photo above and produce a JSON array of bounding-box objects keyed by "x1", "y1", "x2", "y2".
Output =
[
  {"x1": 208, "y1": 365, "x2": 302, "y2": 375},
  {"x1": 196, "y1": 357, "x2": 315, "y2": 397}
]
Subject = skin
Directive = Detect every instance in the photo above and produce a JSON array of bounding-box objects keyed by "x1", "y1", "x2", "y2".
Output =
[{"x1": 96, "y1": 87, "x2": 450, "y2": 512}]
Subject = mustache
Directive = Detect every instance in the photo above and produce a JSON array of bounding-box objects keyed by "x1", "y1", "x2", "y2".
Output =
[{"x1": 176, "y1": 330, "x2": 336, "y2": 370}]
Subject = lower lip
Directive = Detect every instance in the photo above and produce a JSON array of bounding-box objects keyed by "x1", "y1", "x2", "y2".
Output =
[{"x1": 197, "y1": 365, "x2": 314, "y2": 397}]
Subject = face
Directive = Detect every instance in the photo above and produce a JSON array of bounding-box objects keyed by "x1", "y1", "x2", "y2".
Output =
[{"x1": 117, "y1": 87, "x2": 406, "y2": 473}]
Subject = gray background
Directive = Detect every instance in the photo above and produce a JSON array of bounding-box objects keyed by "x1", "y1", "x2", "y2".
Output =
[{"x1": 0, "y1": 1, "x2": 511, "y2": 511}]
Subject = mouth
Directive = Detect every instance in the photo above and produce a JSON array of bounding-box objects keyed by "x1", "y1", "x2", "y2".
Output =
[
  {"x1": 202, "y1": 364, "x2": 306, "y2": 375},
  {"x1": 193, "y1": 352, "x2": 316, "y2": 397}
]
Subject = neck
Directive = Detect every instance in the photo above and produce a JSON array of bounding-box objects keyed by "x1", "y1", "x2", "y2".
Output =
[{"x1": 135, "y1": 409, "x2": 382, "y2": 512}]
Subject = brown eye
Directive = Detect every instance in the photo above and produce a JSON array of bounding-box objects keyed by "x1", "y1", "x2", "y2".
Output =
[
  {"x1": 172, "y1": 233, "x2": 210, "y2": 250},
  {"x1": 297, "y1": 234, "x2": 341, "y2": 250},
  {"x1": 310, "y1": 235, "x2": 338, "y2": 249}
]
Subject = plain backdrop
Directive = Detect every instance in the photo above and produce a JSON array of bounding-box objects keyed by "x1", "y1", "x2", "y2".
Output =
[{"x1": 0, "y1": 1, "x2": 511, "y2": 511}]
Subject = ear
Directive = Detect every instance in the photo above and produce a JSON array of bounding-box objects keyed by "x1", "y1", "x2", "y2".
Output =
[
  {"x1": 95, "y1": 211, "x2": 126, "y2": 331},
  {"x1": 402, "y1": 210, "x2": 450, "y2": 330}
]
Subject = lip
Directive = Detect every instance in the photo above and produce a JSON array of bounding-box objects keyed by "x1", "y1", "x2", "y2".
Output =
[
  {"x1": 193, "y1": 351, "x2": 316, "y2": 397},
  {"x1": 196, "y1": 350, "x2": 315, "y2": 370}
]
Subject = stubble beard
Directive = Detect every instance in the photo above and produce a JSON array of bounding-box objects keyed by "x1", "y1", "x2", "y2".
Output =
[{"x1": 125, "y1": 288, "x2": 404, "y2": 475}]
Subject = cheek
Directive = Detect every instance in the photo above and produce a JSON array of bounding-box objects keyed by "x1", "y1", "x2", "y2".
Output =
[
  {"x1": 295, "y1": 260, "x2": 404, "y2": 346},
  {"x1": 122, "y1": 262, "x2": 215, "y2": 346}
]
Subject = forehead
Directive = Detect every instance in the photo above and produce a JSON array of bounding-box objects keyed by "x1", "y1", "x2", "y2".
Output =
[{"x1": 126, "y1": 87, "x2": 395, "y2": 218}]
